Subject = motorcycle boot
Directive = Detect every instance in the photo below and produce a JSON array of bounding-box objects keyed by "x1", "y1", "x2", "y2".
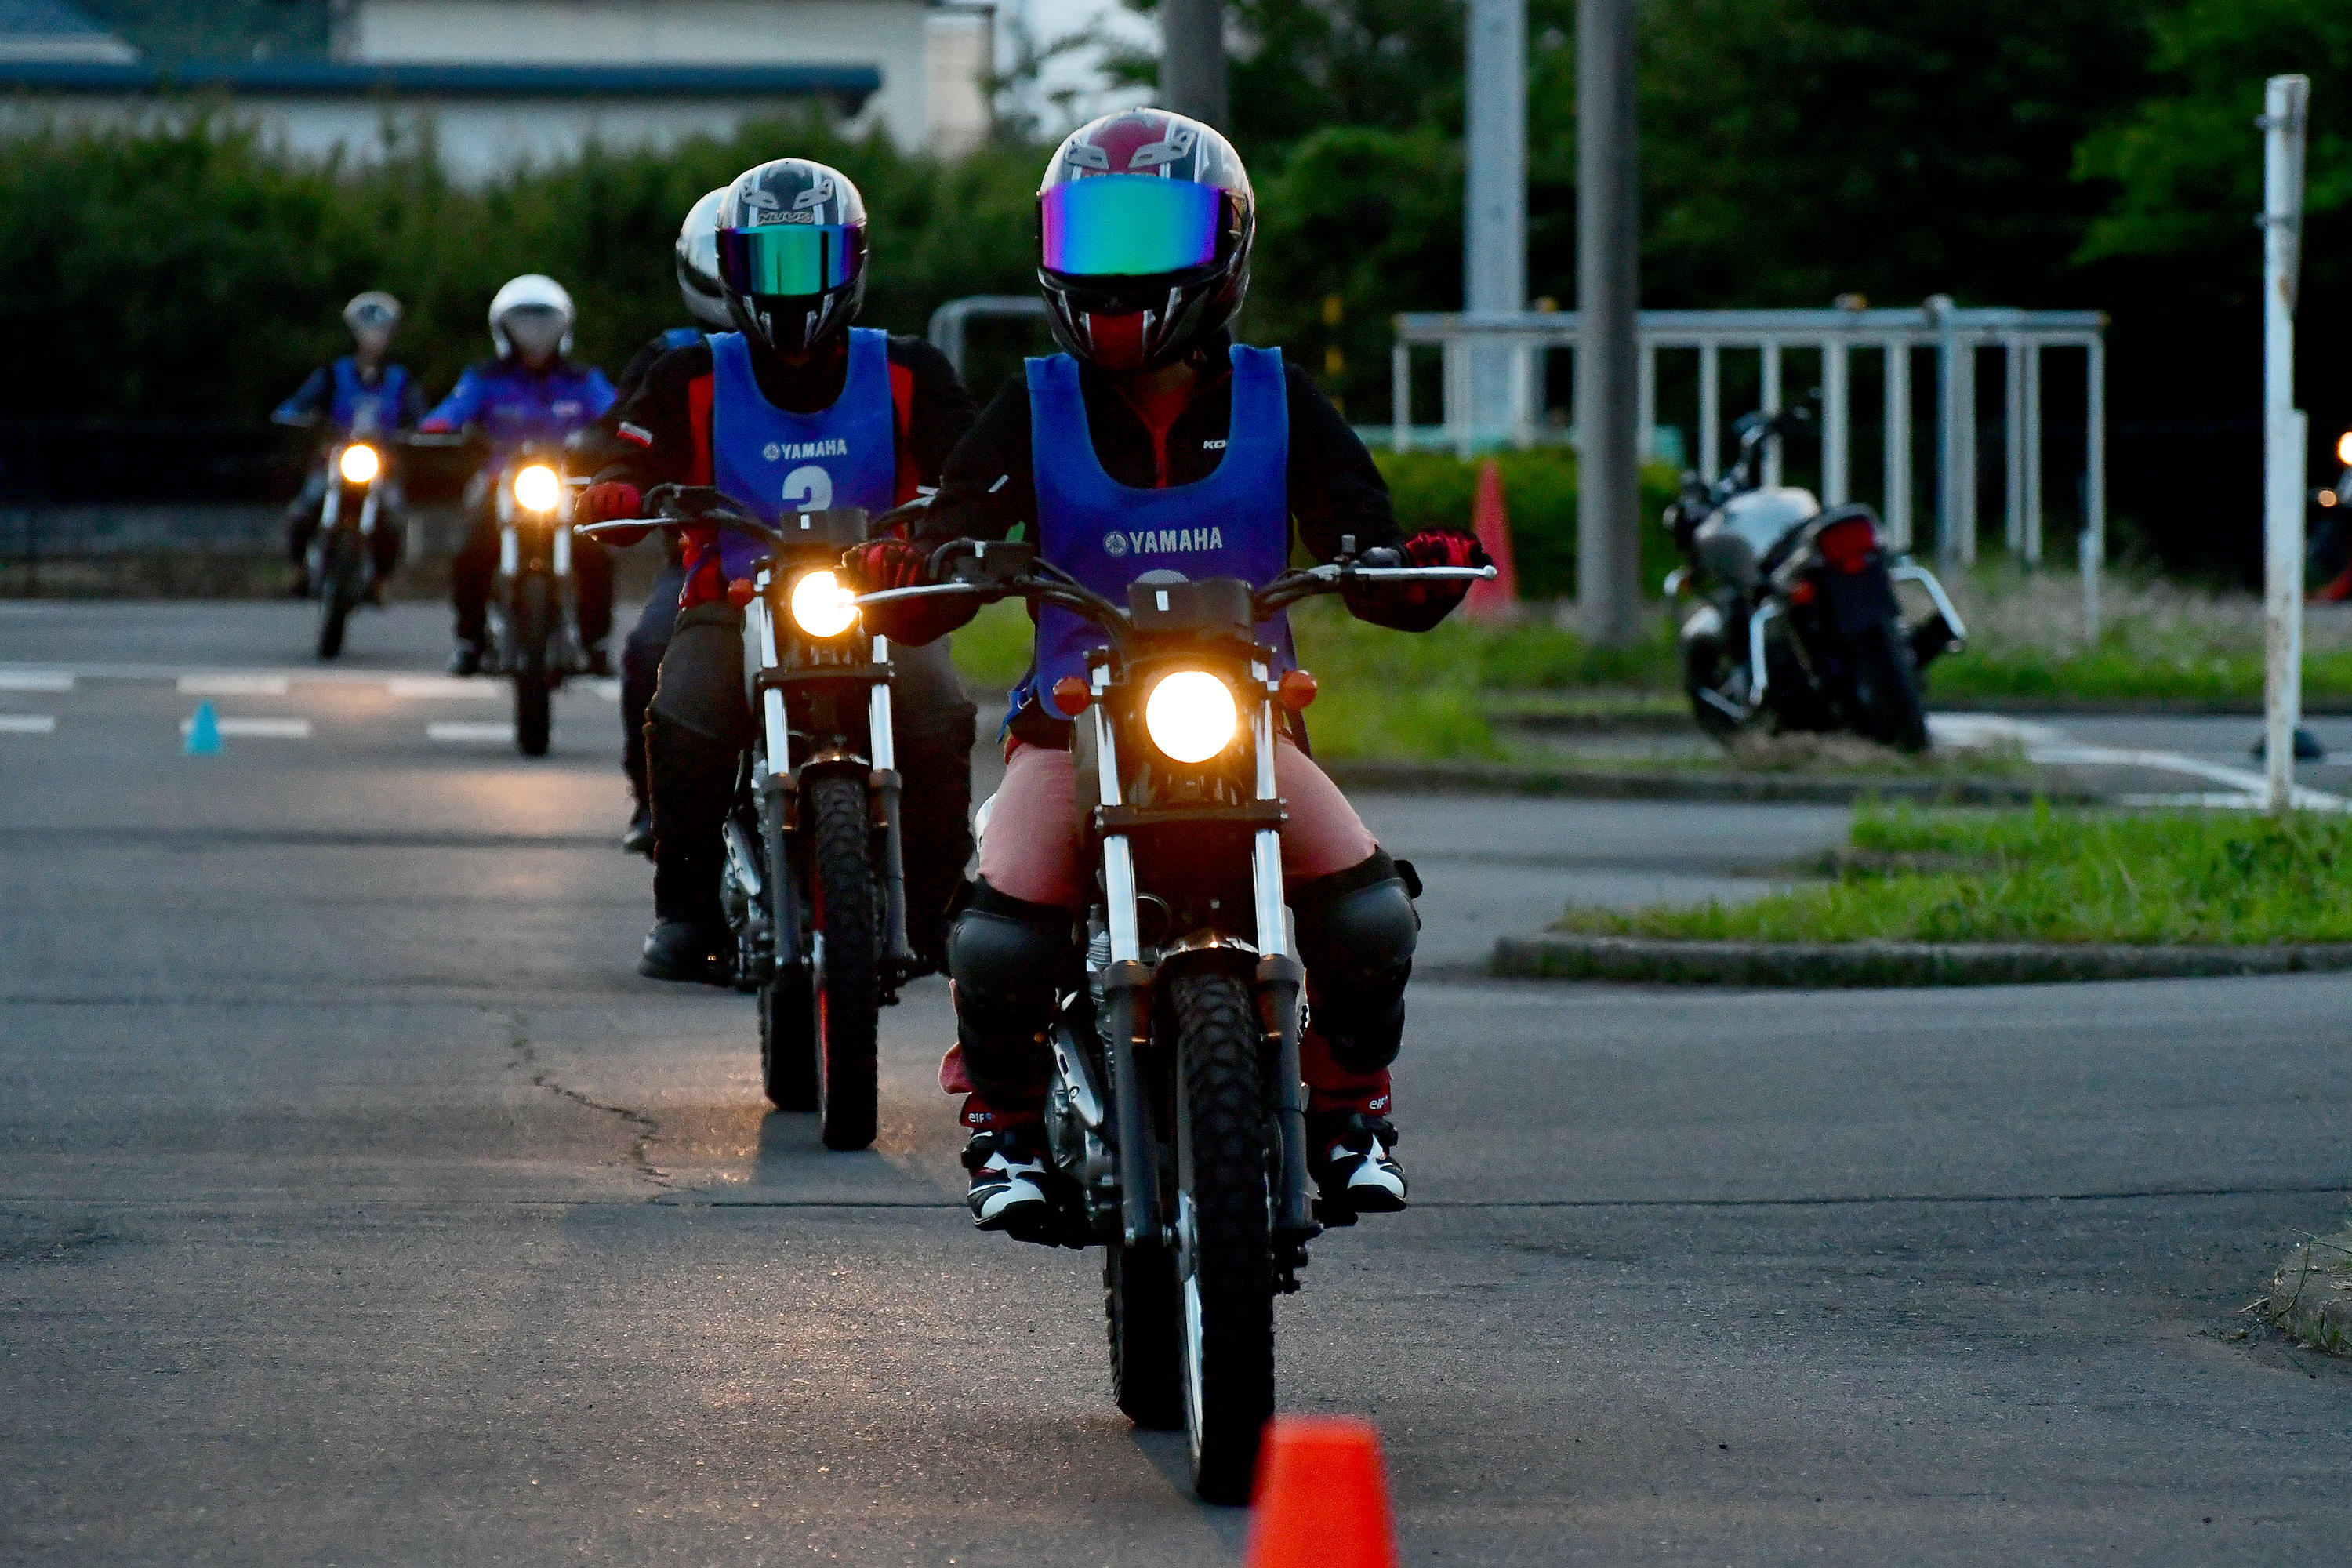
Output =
[
  {"x1": 639, "y1": 709, "x2": 739, "y2": 983},
  {"x1": 962, "y1": 1123, "x2": 1053, "y2": 1236},
  {"x1": 1308, "y1": 1111, "x2": 1406, "y2": 1222},
  {"x1": 1292, "y1": 849, "x2": 1420, "y2": 1221},
  {"x1": 621, "y1": 805, "x2": 655, "y2": 857},
  {"x1": 447, "y1": 639, "x2": 483, "y2": 677}
]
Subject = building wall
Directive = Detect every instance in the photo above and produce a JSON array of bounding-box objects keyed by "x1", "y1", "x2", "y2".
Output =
[{"x1": 346, "y1": 0, "x2": 958, "y2": 151}]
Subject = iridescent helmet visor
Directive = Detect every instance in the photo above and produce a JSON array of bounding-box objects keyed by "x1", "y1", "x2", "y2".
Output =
[
  {"x1": 717, "y1": 224, "x2": 863, "y2": 297},
  {"x1": 1040, "y1": 176, "x2": 1222, "y2": 277}
]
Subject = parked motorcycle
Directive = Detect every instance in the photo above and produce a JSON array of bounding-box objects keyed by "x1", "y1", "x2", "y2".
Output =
[
  {"x1": 484, "y1": 445, "x2": 590, "y2": 757},
  {"x1": 1663, "y1": 408, "x2": 1964, "y2": 753},
  {"x1": 858, "y1": 539, "x2": 1491, "y2": 1503},
  {"x1": 585, "y1": 486, "x2": 916, "y2": 1151}
]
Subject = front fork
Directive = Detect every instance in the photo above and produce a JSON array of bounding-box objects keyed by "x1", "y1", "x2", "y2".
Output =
[{"x1": 1247, "y1": 688, "x2": 1319, "y2": 1265}]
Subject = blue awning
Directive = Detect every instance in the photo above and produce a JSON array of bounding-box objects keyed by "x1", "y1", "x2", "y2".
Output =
[{"x1": 0, "y1": 58, "x2": 881, "y2": 106}]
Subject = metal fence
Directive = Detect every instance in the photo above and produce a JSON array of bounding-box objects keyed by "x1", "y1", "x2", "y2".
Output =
[
  {"x1": 927, "y1": 294, "x2": 1049, "y2": 380},
  {"x1": 1390, "y1": 301, "x2": 2107, "y2": 575}
]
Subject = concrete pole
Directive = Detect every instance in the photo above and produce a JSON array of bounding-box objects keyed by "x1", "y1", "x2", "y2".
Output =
[
  {"x1": 1160, "y1": 0, "x2": 1228, "y2": 129},
  {"x1": 2263, "y1": 74, "x2": 2310, "y2": 811},
  {"x1": 1464, "y1": 0, "x2": 1526, "y2": 439},
  {"x1": 1574, "y1": 0, "x2": 1641, "y2": 643}
]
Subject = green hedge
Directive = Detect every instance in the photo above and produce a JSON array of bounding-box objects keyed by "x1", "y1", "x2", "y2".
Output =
[{"x1": 1371, "y1": 447, "x2": 1683, "y2": 601}]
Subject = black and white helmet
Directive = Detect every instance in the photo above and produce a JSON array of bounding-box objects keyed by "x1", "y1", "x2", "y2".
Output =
[
  {"x1": 715, "y1": 158, "x2": 869, "y2": 357},
  {"x1": 674, "y1": 186, "x2": 732, "y2": 332}
]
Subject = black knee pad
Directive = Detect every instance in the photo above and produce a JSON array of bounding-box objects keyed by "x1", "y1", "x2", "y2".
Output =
[
  {"x1": 1293, "y1": 850, "x2": 1419, "y2": 1075},
  {"x1": 947, "y1": 881, "x2": 1073, "y2": 1099},
  {"x1": 648, "y1": 608, "x2": 750, "y2": 750},
  {"x1": 646, "y1": 713, "x2": 739, "y2": 922}
]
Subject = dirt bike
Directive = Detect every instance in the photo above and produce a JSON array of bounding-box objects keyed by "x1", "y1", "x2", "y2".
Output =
[
  {"x1": 585, "y1": 486, "x2": 916, "y2": 1150},
  {"x1": 857, "y1": 539, "x2": 1491, "y2": 1502},
  {"x1": 484, "y1": 445, "x2": 590, "y2": 757},
  {"x1": 1663, "y1": 407, "x2": 1965, "y2": 753}
]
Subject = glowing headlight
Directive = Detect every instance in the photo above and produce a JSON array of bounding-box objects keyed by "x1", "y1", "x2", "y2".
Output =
[
  {"x1": 789, "y1": 568, "x2": 858, "y2": 638},
  {"x1": 513, "y1": 463, "x2": 561, "y2": 513},
  {"x1": 1142, "y1": 670, "x2": 1238, "y2": 764},
  {"x1": 337, "y1": 443, "x2": 380, "y2": 485},
  {"x1": 2338, "y1": 430, "x2": 2352, "y2": 468}
]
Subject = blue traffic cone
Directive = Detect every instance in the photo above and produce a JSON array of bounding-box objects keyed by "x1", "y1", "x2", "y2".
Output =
[{"x1": 184, "y1": 701, "x2": 223, "y2": 756}]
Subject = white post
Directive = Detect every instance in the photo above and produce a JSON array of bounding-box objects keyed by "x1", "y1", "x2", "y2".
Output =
[
  {"x1": 1392, "y1": 342, "x2": 1412, "y2": 453},
  {"x1": 1760, "y1": 340, "x2": 1782, "y2": 489},
  {"x1": 1698, "y1": 340, "x2": 1720, "y2": 481},
  {"x1": 1822, "y1": 337, "x2": 1849, "y2": 506},
  {"x1": 2023, "y1": 343, "x2": 2044, "y2": 567},
  {"x1": 2263, "y1": 74, "x2": 2310, "y2": 812},
  {"x1": 1884, "y1": 340, "x2": 1911, "y2": 551},
  {"x1": 1464, "y1": 0, "x2": 1528, "y2": 439},
  {"x1": 2004, "y1": 337, "x2": 2027, "y2": 558},
  {"x1": 2082, "y1": 336, "x2": 2104, "y2": 641},
  {"x1": 1635, "y1": 339, "x2": 1656, "y2": 464},
  {"x1": 1955, "y1": 341, "x2": 1979, "y2": 567}
]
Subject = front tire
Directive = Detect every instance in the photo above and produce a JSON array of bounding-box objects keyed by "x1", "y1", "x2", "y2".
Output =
[
  {"x1": 809, "y1": 774, "x2": 879, "y2": 1151},
  {"x1": 1171, "y1": 967, "x2": 1275, "y2": 1504},
  {"x1": 314, "y1": 538, "x2": 354, "y2": 660},
  {"x1": 514, "y1": 575, "x2": 552, "y2": 757}
]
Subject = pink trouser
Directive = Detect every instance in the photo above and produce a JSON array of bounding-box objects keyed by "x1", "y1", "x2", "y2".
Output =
[{"x1": 953, "y1": 737, "x2": 1392, "y2": 1120}]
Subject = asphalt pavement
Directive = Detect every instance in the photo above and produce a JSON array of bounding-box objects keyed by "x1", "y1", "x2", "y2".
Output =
[{"x1": 2, "y1": 601, "x2": 2347, "y2": 1566}]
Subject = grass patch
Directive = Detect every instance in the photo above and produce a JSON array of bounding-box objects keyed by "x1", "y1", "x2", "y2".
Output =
[{"x1": 1556, "y1": 802, "x2": 2352, "y2": 945}]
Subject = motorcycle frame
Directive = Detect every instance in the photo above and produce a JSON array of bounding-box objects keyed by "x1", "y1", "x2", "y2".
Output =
[
  {"x1": 488, "y1": 450, "x2": 584, "y2": 678},
  {"x1": 310, "y1": 440, "x2": 383, "y2": 597}
]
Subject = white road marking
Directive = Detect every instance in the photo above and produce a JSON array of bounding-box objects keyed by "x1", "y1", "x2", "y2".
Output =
[
  {"x1": 0, "y1": 671, "x2": 73, "y2": 692},
  {"x1": 427, "y1": 721, "x2": 517, "y2": 742},
  {"x1": 0, "y1": 713, "x2": 57, "y2": 733},
  {"x1": 180, "y1": 717, "x2": 312, "y2": 739},
  {"x1": 178, "y1": 674, "x2": 291, "y2": 697},
  {"x1": 1930, "y1": 711, "x2": 2350, "y2": 811},
  {"x1": 388, "y1": 677, "x2": 503, "y2": 700}
]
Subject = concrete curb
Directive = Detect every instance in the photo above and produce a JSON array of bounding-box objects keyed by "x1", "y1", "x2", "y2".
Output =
[
  {"x1": 1325, "y1": 759, "x2": 2093, "y2": 805},
  {"x1": 1490, "y1": 933, "x2": 2352, "y2": 987},
  {"x1": 2265, "y1": 1229, "x2": 2352, "y2": 1356}
]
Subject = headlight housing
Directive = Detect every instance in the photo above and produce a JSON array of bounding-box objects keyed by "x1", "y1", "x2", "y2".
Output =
[
  {"x1": 337, "y1": 443, "x2": 380, "y2": 485},
  {"x1": 1142, "y1": 669, "x2": 1239, "y2": 763},
  {"x1": 788, "y1": 568, "x2": 858, "y2": 638},
  {"x1": 513, "y1": 463, "x2": 561, "y2": 513},
  {"x1": 2338, "y1": 430, "x2": 2352, "y2": 468}
]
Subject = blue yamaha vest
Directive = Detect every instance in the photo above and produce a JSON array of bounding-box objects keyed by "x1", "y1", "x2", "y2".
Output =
[
  {"x1": 329, "y1": 357, "x2": 408, "y2": 434},
  {"x1": 660, "y1": 326, "x2": 704, "y2": 352},
  {"x1": 1017, "y1": 343, "x2": 1294, "y2": 716},
  {"x1": 710, "y1": 327, "x2": 897, "y2": 583}
]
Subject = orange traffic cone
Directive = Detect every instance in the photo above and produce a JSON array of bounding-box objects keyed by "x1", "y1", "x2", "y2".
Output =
[
  {"x1": 1244, "y1": 1416, "x2": 1399, "y2": 1568},
  {"x1": 1464, "y1": 458, "x2": 1518, "y2": 621}
]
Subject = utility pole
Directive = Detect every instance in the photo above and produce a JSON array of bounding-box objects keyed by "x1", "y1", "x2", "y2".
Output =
[
  {"x1": 2261, "y1": 74, "x2": 2310, "y2": 811},
  {"x1": 1160, "y1": 0, "x2": 1228, "y2": 129},
  {"x1": 1464, "y1": 0, "x2": 1526, "y2": 441},
  {"x1": 1575, "y1": 0, "x2": 1641, "y2": 642}
]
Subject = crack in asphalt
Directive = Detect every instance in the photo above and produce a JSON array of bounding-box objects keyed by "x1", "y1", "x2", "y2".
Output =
[{"x1": 503, "y1": 1014, "x2": 670, "y2": 1192}]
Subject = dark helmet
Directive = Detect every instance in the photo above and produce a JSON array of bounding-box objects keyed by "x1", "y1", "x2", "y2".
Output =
[
  {"x1": 1036, "y1": 110, "x2": 1254, "y2": 372},
  {"x1": 715, "y1": 158, "x2": 869, "y2": 357}
]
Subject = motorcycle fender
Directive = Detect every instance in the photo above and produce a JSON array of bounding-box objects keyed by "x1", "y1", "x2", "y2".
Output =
[
  {"x1": 1816, "y1": 562, "x2": 1901, "y2": 637},
  {"x1": 1678, "y1": 601, "x2": 1726, "y2": 648}
]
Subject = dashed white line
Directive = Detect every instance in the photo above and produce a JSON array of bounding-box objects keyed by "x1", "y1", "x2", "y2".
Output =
[
  {"x1": 0, "y1": 671, "x2": 72, "y2": 692},
  {"x1": 427, "y1": 721, "x2": 516, "y2": 743},
  {"x1": 178, "y1": 674, "x2": 291, "y2": 697},
  {"x1": 180, "y1": 717, "x2": 313, "y2": 739},
  {"x1": 388, "y1": 677, "x2": 503, "y2": 700},
  {"x1": 0, "y1": 713, "x2": 57, "y2": 734}
]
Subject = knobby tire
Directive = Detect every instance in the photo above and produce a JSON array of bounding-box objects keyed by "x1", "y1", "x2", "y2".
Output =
[
  {"x1": 810, "y1": 774, "x2": 879, "y2": 1150},
  {"x1": 514, "y1": 575, "x2": 552, "y2": 758}
]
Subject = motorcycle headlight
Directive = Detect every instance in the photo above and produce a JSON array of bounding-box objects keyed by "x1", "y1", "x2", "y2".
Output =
[
  {"x1": 2338, "y1": 430, "x2": 2352, "y2": 467},
  {"x1": 788, "y1": 568, "x2": 858, "y2": 639},
  {"x1": 513, "y1": 463, "x2": 561, "y2": 513},
  {"x1": 1142, "y1": 670, "x2": 1239, "y2": 764},
  {"x1": 338, "y1": 443, "x2": 380, "y2": 485}
]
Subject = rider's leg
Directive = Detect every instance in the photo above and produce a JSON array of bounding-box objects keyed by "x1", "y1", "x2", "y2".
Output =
[
  {"x1": 947, "y1": 741, "x2": 1085, "y2": 1229},
  {"x1": 641, "y1": 604, "x2": 750, "y2": 981},
  {"x1": 447, "y1": 481, "x2": 498, "y2": 672},
  {"x1": 283, "y1": 468, "x2": 326, "y2": 595},
  {"x1": 571, "y1": 535, "x2": 615, "y2": 674},
  {"x1": 365, "y1": 479, "x2": 406, "y2": 591},
  {"x1": 620, "y1": 556, "x2": 685, "y2": 847},
  {"x1": 1272, "y1": 742, "x2": 1417, "y2": 1214},
  {"x1": 885, "y1": 637, "x2": 978, "y2": 971}
]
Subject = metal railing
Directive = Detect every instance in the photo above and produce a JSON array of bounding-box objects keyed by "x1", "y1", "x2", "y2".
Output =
[
  {"x1": 927, "y1": 294, "x2": 1049, "y2": 379},
  {"x1": 1390, "y1": 301, "x2": 2107, "y2": 578}
]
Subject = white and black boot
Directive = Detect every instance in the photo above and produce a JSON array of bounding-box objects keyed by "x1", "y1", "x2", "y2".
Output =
[
  {"x1": 1310, "y1": 1112, "x2": 1407, "y2": 1221},
  {"x1": 964, "y1": 1127, "x2": 1051, "y2": 1233}
]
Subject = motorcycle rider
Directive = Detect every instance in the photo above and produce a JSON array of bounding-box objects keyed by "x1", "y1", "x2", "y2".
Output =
[
  {"x1": 273, "y1": 291, "x2": 426, "y2": 596},
  {"x1": 423, "y1": 274, "x2": 618, "y2": 677},
  {"x1": 575, "y1": 187, "x2": 735, "y2": 854},
  {"x1": 576, "y1": 159, "x2": 981, "y2": 982},
  {"x1": 848, "y1": 110, "x2": 1485, "y2": 1235}
]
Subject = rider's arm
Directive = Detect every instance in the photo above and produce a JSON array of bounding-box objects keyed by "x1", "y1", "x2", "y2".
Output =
[
  {"x1": 1283, "y1": 361, "x2": 1402, "y2": 563},
  {"x1": 914, "y1": 372, "x2": 1034, "y2": 546},
  {"x1": 578, "y1": 366, "x2": 618, "y2": 423},
  {"x1": 418, "y1": 367, "x2": 485, "y2": 434},
  {"x1": 395, "y1": 371, "x2": 430, "y2": 432},
  {"x1": 272, "y1": 365, "x2": 332, "y2": 425},
  {"x1": 890, "y1": 336, "x2": 981, "y2": 492},
  {"x1": 592, "y1": 343, "x2": 713, "y2": 489}
]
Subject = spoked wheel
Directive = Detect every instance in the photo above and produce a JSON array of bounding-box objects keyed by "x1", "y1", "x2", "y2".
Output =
[
  {"x1": 1171, "y1": 967, "x2": 1275, "y2": 1504},
  {"x1": 514, "y1": 575, "x2": 552, "y2": 757},
  {"x1": 314, "y1": 539, "x2": 354, "y2": 660},
  {"x1": 1848, "y1": 615, "x2": 1929, "y2": 753},
  {"x1": 808, "y1": 774, "x2": 879, "y2": 1151},
  {"x1": 1105, "y1": 1241, "x2": 1182, "y2": 1429}
]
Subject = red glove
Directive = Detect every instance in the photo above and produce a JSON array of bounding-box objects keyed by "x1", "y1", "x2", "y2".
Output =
[
  {"x1": 844, "y1": 539, "x2": 977, "y2": 646},
  {"x1": 1344, "y1": 529, "x2": 1490, "y2": 631},
  {"x1": 576, "y1": 481, "x2": 646, "y2": 547}
]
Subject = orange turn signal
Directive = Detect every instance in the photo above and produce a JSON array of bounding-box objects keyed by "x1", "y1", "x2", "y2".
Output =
[
  {"x1": 1051, "y1": 676, "x2": 1091, "y2": 717},
  {"x1": 1278, "y1": 668, "x2": 1319, "y2": 711},
  {"x1": 1787, "y1": 579, "x2": 1816, "y2": 606},
  {"x1": 726, "y1": 577, "x2": 757, "y2": 608}
]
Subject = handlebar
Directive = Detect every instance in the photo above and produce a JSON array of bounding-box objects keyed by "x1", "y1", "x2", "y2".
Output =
[{"x1": 575, "y1": 482, "x2": 789, "y2": 551}]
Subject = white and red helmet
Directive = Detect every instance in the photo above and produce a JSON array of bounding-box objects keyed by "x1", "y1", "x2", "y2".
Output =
[{"x1": 1036, "y1": 110, "x2": 1254, "y2": 372}]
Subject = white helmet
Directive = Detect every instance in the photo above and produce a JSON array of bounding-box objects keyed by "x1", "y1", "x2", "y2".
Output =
[
  {"x1": 488, "y1": 274, "x2": 575, "y2": 359},
  {"x1": 343, "y1": 290, "x2": 402, "y2": 336},
  {"x1": 675, "y1": 187, "x2": 732, "y2": 332}
]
